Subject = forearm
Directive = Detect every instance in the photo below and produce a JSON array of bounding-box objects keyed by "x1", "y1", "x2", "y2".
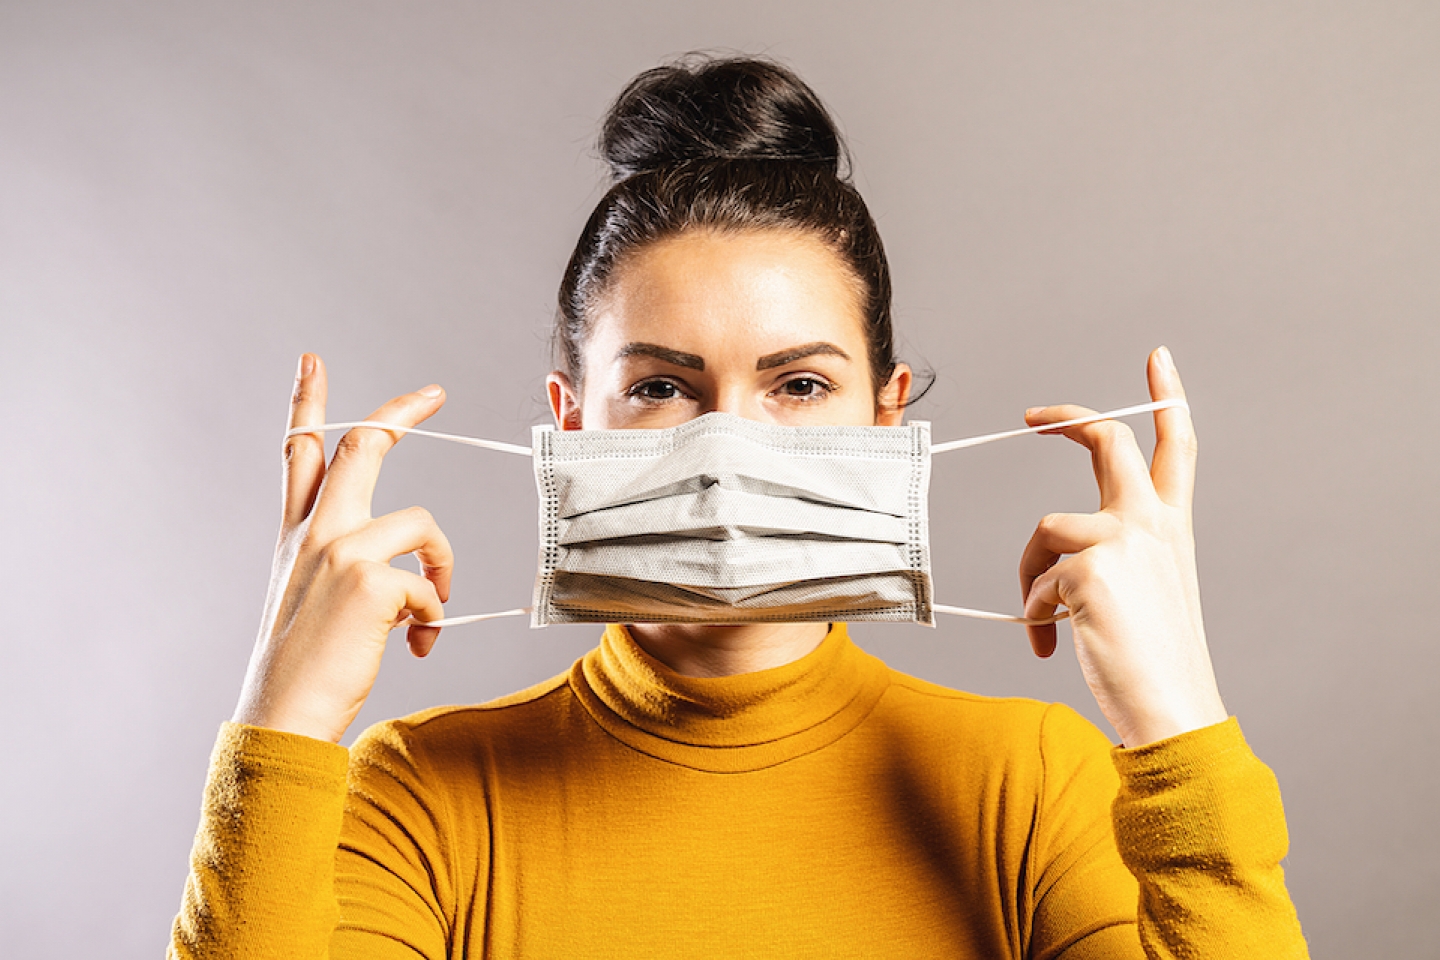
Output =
[
  {"x1": 1112, "y1": 718, "x2": 1309, "y2": 959},
  {"x1": 169, "y1": 723, "x2": 350, "y2": 960}
]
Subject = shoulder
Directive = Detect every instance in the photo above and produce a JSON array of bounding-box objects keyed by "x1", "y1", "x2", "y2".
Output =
[
  {"x1": 873, "y1": 671, "x2": 1125, "y2": 847},
  {"x1": 879, "y1": 667, "x2": 1109, "y2": 741},
  {"x1": 348, "y1": 670, "x2": 576, "y2": 778},
  {"x1": 874, "y1": 667, "x2": 1116, "y2": 771},
  {"x1": 881, "y1": 668, "x2": 1053, "y2": 721}
]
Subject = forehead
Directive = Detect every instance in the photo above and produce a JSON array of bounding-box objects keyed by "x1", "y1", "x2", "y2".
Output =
[{"x1": 588, "y1": 228, "x2": 866, "y2": 358}]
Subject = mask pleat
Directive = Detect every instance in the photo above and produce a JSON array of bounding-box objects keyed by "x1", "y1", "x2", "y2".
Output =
[
  {"x1": 557, "y1": 486, "x2": 908, "y2": 546},
  {"x1": 544, "y1": 571, "x2": 930, "y2": 624}
]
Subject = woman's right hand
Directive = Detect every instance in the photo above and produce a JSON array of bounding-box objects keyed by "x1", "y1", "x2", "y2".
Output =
[{"x1": 232, "y1": 354, "x2": 454, "y2": 743}]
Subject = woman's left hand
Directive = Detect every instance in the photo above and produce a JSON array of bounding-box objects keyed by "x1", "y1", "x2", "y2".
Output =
[{"x1": 1019, "y1": 346, "x2": 1228, "y2": 747}]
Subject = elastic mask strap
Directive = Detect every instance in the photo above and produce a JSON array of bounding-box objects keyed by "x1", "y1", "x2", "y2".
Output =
[
  {"x1": 285, "y1": 421, "x2": 532, "y2": 457},
  {"x1": 402, "y1": 606, "x2": 1066, "y2": 629},
  {"x1": 401, "y1": 608, "x2": 530, "y2": 629},
  {"x1": 285, "y1": 420, "x2": 532, "y2": 630},
  {"x1": 928, "y1": 398, "x2": 1187, "y2": 626},
  {"x1": 931, "y1": 398, "x2": 1188, "y2": 454},
  {"x1": 934, "y1": 604, "x2": 1069, "y2": 626},
  {"x1": 289, "y1": 398, "x2": 1188, "y2": 459}
]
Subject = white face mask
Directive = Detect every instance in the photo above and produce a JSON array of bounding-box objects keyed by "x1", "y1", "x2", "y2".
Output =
[
  {"x1": 533, "y1": 412, "x2": 933, "y2": 626},
  {"x1": 290, "y1": 398, "x2": 1185, "y2": 629}
]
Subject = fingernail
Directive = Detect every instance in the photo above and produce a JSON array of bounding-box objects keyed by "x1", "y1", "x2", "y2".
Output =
[
  {"x1": 419, "y1": 384, "x2": 443, "y2": 398},
  {"x1": 297, "y1": 353, "x2": 314, "y2": 379},
  {"x1": 1025, "y1": 407, "x2": 1042, "y2": 418},
  {"x1": 1158, "y1": 346, "x2": 1175, "y2": 371}
]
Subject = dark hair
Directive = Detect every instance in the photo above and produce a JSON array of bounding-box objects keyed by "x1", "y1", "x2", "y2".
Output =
[{"x1": 556, "y1": 55, "x2": 912, "y2": 402}]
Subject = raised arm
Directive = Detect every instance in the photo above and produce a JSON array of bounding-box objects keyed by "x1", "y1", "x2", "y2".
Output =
[
  {"x1": 171, "y1": 355, "x2": 457, "y2": 959},
  {"x1": 1018, "y1": 346, "x2": 1224, "y2": 748},
  {"x1": 234, "y1": 353, "x2": 454, "y2": 743},
  {"x1": 1019, "y1": 347, "x2": 1307, "y2": 957}
]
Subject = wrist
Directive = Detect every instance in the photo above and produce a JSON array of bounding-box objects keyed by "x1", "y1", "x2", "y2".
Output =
[
  {"x1": 1118, "y1": 693, "x2": 1229, "y2": 748},
  {"x1": 233, "y1": 690, "x2": 352, "y2": 744}
]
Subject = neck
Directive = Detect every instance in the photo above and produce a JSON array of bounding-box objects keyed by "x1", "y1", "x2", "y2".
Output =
[{"x1": 625, "y1": 621, "x2": 830, "y2": 678}]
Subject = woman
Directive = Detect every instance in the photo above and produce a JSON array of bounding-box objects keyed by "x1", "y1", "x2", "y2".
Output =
[{"x1": 172, "y1": 57, "x2": 1307, "y2": 957}]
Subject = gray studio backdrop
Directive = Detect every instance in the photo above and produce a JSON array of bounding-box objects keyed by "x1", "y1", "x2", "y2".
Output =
[{"x1": 2, "y1": 1, "x2": 1436, "y2": 955}]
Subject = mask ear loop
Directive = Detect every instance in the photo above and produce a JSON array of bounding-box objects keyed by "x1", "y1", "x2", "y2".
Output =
[
  {"x1": 930, "y1": 398, "x2": 1188, "y2": 453},
  {"x1": 285, "y1": 421, "x2": 534, "y2": 629},
  {"x1": 934, "y1": 604, "x2": 1069, "y2": 626},
  {"x1": 285, "y1": 420, "x2": 533, "y2": 457},
  {"x1": 400, "y1": 608, "x2": 530, "y2": 628},
  {"x1": 928, "y1": 397, "x2": 1189, "y2": 627}
]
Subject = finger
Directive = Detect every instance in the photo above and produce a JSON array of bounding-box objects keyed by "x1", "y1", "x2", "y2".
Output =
[
  {"x1": 382, "y1": 507, "x2": 454, "y2": 604},
  {"x1": 366, "y1": 565, "x2": 445, "y2": 655},
  {"x1": 393, "y1": 568, "x2": 447, "y2": 660},
  {"x1": 283, "y1": 354, "x2": 328, "y2": 529},
  {"x1": 407, "y1": 623, "x2": 441, "y2": 658},
  {"x1": 1027, "y1": 623, "x2": 1058, "y2": 659},
  {"x1": 1018, "y1": 514, "x2": 1111, "y2": 659},
  {"x1": 310, "y1": 384, "x2": 446, "y2": 532},
  {"x1": 1147, "y1": 346, "x2": 1197, "y2": 508},
  {"x1": 1023, "y1": 570, "x2": 1066, "y2": 659},
  {"x1": 1019, "y1": 511, "x2": 1115, "y2": 589},
  {"x1": 1025, "y1": 403, "x2": 1153, "y2": 510},
  {"x1": 330, "y1": 506, "x2": 455, "y2": 604},
  {"x1": 396, "y1": 568, "x2": 445, "y2": 626}
]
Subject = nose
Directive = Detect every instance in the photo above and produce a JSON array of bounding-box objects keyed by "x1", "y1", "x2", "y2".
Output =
[{"x1": 705, "y1": 383, "x2": 771, "y2": 423}]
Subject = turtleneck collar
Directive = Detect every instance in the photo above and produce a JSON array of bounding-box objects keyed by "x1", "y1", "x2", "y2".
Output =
[{"x1": 570, "y1": 623, "x2": 891, "y2": 773}]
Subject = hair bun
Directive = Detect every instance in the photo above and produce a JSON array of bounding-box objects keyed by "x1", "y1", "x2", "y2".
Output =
[{"x1": 599, "y1": 55, "x2": 846, "y2": 181}]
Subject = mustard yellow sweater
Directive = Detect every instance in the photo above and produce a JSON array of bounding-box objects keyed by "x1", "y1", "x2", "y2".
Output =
[{"x1": 171, "y1": 624, "x2": 1307, "y2": 958}]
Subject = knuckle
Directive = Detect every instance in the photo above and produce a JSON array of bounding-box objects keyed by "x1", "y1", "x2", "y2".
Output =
[
  {"x1": 336, "y1": 426, "x2": 394, "y2": 460},
  {"x1": 1100, "y1": 421, "x2": 1135, "y2": 445},
  {"x1": 1022, "y1": 570, "x2": 1052, "y2": 600},
  {"x1": 1037, "y1": 513, "x2": 1065, "y2": 536},
  {"x1": 333, "y1": 428, "x2": 383, "y2": 462},
  {"x1": 317, "y1": 536, "x2": 361, "y2": 572},
  {"x1": 350, "y1": 560, "x2": 390, "y2": 594},
  {"x1": 403, "y1": 505, "x2": 436, "y2": 528},
  {"x1": 1068, "y1": 549, "x2": 1102, "y2": 579},
  {"x1": 282, "y1": 434, "x2": 319, "y2": 463}
]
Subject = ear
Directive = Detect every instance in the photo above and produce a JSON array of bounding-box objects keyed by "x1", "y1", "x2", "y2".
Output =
[
  {"x1": 875, "y1": 363, "x2": 912, "y2": 427},
  {"x1": 547, "y1": 372, "x2": 584, "y2": 431}
]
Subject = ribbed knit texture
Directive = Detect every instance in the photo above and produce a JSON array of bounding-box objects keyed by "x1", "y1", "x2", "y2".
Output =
[{"x1": 170, "y1": 624, "x2": 1307, "y2": 958}]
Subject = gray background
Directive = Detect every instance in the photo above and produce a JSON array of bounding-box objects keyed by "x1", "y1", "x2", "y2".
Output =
[{"x1": 2, "y1": 1, "x2": 1436, "y2": 955}]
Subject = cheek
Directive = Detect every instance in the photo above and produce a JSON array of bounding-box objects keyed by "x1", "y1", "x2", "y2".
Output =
[
  {"x1": 578, "y1": 382, "x2": 620, "y2": 429},
  {"x1": 839, "y1": 388, "x2": 881, "y2": 427}
]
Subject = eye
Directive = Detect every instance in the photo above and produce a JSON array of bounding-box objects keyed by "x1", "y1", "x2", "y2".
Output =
[
  {"x1": 774, "y1": 376, "x2": 835, "y2": 401},
  {"x1": 628, "y1": 378, "x2": 688, "y2": 403}
]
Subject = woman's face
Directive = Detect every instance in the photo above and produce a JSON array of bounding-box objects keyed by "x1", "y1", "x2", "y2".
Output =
[{"x1": 548, "y1": 228, "x2": 911, "y2": 431}]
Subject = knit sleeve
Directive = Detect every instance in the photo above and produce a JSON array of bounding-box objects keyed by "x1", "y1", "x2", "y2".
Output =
[
  {"x1": 168, "y1": 722, "x2": 457, "y2": 960},
  {"x1": 1110, "y1": 717, "x2": 1310, "y2": 959},
  {"x1": 168, "y1": 723, "x2": 350, "y2": 960}
]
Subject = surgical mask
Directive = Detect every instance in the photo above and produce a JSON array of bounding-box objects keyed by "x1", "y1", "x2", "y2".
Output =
[{"x1": 290, "y1": 398, "x2": 1184, "y2": 629}]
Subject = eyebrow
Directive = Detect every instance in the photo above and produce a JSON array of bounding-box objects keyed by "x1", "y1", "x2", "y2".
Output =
[
  {"x1": 615, "y1": 342, "x2": 705, "y2": 370},
  {"x1": 755, "y1": 342, "x2": 851, "y2": 370}
]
